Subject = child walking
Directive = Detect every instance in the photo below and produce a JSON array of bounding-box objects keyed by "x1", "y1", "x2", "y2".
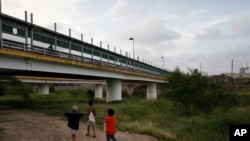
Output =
[
  {"x1": 105, "y1": 109, "x2": 117, "y2": 141},
  {"x1": 55, "y1": 105, "x2": 84, "y2": 141},
  {"x1": 85, "y1": 100, "x2": 97, "y2": 138}
]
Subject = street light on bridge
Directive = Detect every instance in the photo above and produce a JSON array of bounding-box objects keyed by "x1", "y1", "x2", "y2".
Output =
[
  {"x1": 129, "y1": 38, "x2": 135, "y2": 59},
  {"x1": 161, "y1": 56, "x2": 165, "y2": 69}
]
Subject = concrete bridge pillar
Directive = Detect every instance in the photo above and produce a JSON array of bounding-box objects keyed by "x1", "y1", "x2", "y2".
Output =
[
  {"x1": 106, "y1": 79, "x2": 122, "y2": 102},
  {"x1": 147, "y1": 83, "x2": 157, "y2": 100},
  {"x1": 38, "y1": 84, "x2": 49, "y2": 95},
  {"x1": 95, "y1": 84, "x2": 103, "y2": 98},
  {"x1": 126, "y1": 84, "x2": 134, "y2": 95}
]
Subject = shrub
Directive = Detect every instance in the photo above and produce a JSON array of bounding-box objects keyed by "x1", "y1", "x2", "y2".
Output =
[
  {"x1": 87, "y1": 89, "x2": 95, "y2": 100},
  {"x1": 0, "y1": 75, "x2": 16, "y2": 96},
  {"x1": 6, "y1": 79, "x2": 32, "y2": 99},
  {"x1": 165, "y1": 68, "x2": 238, "y2": 114}
]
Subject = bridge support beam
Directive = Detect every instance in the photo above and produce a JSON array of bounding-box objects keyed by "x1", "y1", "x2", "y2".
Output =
[
  {"x1": 106, "y1": 79, "x2": 121, "y2": 102},
  {"x1": 126, "y1": 84, "x2": 134, "y2": 95},
  {"x1": 147, "y1": 83, "x2": 157, "y2": 100},
  {"x1": 38, "y1": 84, "x2": 49, "y2": 95},
  {"x1": 95, "y1": 84, "x2": 103, "y2": 99}
]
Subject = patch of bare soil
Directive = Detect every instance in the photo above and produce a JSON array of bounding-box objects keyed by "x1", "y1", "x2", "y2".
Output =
[{"x1": 0, "y1": 109, "x2": 157, "y2": 141}]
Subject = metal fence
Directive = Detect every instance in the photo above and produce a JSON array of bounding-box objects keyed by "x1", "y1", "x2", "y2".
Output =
[{"x1": 0, "y1": 13, "x2": 168, "y2": 77}]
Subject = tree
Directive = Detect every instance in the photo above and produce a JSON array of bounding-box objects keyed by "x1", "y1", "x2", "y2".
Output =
[
  {"x1": 0, "y1": 75, "x2": 32, "y2": 98},
  {"x1": 165, "y1": 68, "x2": 237, "y2": 114},
  {"x1": 0, "y1": 75, "x2": 16, "y2": 96}
]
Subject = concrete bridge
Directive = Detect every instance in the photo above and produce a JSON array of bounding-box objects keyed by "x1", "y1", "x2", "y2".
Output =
[{"x1": 0, "y1": 9, "x2": 168, "y2": 102}]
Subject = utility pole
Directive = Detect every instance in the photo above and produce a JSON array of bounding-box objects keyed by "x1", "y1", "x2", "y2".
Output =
[
  {"x1": 231, "y1": 59, "x2": 234, "y2": 83},
  {"x1": 200, "y1": 63, "x2": 202, "y2": 73}
]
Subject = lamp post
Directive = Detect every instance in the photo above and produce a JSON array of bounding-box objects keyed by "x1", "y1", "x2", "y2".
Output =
[
  {"x1": 161, "y1": 56, "x2": 165, "y2": 68},
  {"x1": 129, "y1": 38, "x2": 134, "y2": 59}
]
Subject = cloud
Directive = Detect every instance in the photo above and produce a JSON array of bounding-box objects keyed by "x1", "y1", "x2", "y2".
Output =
[
  {"x1": 231, "y1": 14, "x2": 250, "y2": 36},
  {"x1": 173, "y1": 5, "x2": 189, "y2": 17},
  {"x1": 195, "y1": 28, "x2": 223, "y2": 40},
  {"x1": 104, "y1": 0, "x2": 149, "y2": 21},
  {"x1": 124, "y1": 16, "x2": 181, "y2": 45}
]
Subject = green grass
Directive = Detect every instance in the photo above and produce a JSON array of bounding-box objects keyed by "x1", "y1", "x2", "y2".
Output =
[
  {"x1": 237, "y1": 91, "x2": 250, "y2": 95},
  {"x1": 1, "y1": 92, "x2": 250, "y2": 141}
]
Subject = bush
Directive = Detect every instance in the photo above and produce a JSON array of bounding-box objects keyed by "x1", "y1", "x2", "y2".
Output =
[
  {"x1": 165, "y1": 68, "x2": 238, "y2": 114},
  {"x1": 6, "y1": 80, "x2": 32, "y2": 99},
  {"x1": 49, "y1": 85, "x2": 56, "y2": 93},
  {"x1": 195, "y1": 82, "x2": 238, "y2": 113},
  {"x1": 0, "y1": 75, "x2": 16, "y2": 96},
  {"x1": 87, "y1": 89, "x2": 95, "y2": 100},
  {"x1": 237, "y1": 94, "x2": 250, "y2": 106}
]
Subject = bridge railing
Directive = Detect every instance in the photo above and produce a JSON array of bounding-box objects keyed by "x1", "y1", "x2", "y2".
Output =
[
  {"x1": 2, "y1": 38, "x2": 160, "y2": 75},
  {"x1": 0, "y1": 13, "x2": 168, "y2": 77}
]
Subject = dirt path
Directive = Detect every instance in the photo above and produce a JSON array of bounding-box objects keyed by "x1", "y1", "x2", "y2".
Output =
[{"x1": 0, "y1": 109, "x2": 157, "y2": 141}]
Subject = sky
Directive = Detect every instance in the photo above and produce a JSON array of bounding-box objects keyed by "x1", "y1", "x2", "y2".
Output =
[{"x1": 1, "y1": 0, "x2": 250, "y2": 75}]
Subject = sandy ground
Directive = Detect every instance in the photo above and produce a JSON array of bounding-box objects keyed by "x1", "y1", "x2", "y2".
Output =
[{"x1": 0, "y1": 108, "x2": 158, "y2": 141}]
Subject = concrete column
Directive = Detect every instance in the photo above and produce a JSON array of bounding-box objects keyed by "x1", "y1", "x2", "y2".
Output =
[
  {"x1": 106, "y1": 79, "x2": 122, "y2": 102},
  {"x1": 126, "y1": 84, "x2": 134, "y2": 95},
  {"x1": 95, "y1": 84, "x2": 103, "y2": 98},
  {"x1": 147, "y1": 83, "x2": 157, "y2": 100},
  {"x1": 38, "y1": 84, "x2": 49, "y2": 95}
]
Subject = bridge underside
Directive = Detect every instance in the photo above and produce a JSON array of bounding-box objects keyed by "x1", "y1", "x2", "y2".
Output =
[
  {"x1": 1, "y1": 69, "x2": 158, "y2": 101},
  {"x1": 0, "y1": 69, "x2": 106, "y2": 80},
  {"x1": 0, "y1": 46, "x2": 162, "y2": 101}
]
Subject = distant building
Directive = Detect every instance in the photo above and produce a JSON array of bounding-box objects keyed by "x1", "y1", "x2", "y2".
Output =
[
  {"x1": 211, "y1": 67, "x2": 250, "y2": 83},
  {"x1": 211, "y1": 74, "x2": 232, "y2": 83}
]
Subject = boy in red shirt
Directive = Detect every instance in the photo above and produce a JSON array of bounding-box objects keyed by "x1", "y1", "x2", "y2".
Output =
[{"x1": 105, "y1": 109, "x2": 117, "y2": 141}]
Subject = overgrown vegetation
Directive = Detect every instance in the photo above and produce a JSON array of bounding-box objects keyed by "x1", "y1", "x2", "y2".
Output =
[
  {"x1": 0, "y1": 75, "x2": 32, "y2": 98},
  {"x1": 1, "y1": 72, "x2": 250, "y2": 141},
  {"x1": 163, "y1": 68, "x2": 238, "y2": 115}
]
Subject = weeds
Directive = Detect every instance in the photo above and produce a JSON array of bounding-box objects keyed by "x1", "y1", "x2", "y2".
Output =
[{"x1": 0, "y1": 91, "x2": 250, "y2": 141}]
